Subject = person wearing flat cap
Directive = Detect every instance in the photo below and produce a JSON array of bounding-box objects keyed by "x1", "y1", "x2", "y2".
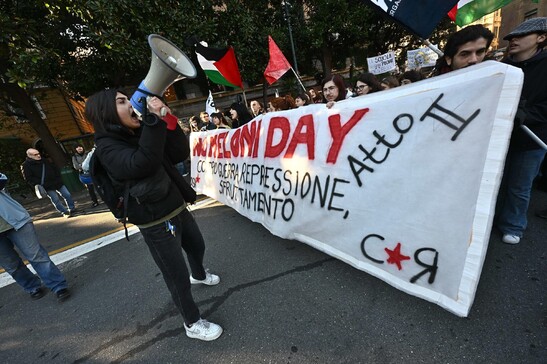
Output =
[{"x1": 496, "y1": 17, "x2": 547, "y2": 245}]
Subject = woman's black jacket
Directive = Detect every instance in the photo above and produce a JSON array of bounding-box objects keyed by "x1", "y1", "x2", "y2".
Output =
[{"x1": 94, "y1": 117, "x2": 196, "y2": 225}]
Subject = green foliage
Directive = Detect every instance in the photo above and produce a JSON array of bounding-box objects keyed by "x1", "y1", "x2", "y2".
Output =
[{"x1": 1, "y1": 0, "x2": 455, "y2": 99}]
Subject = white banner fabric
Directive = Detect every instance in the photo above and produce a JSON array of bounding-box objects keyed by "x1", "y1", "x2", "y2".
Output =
[
  {"x1": 367, "y1": 51, "x2": 396, "y2": 75},
  {"x1": 190, "y1": 61, "x2": 523, "y2": 317}
]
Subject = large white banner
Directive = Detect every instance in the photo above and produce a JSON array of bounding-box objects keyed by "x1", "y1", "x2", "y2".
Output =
[
  {"x1": 190, "y1": 62, "x2": 523, "y2": 317},
  {"x1": 367, "y1": 51, "x2": 396, "y2": 75}
]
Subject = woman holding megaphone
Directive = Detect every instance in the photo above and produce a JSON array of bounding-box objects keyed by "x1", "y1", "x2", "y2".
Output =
[{"x1": 85, "y1": 89, "x2": 223, "y2": 341}]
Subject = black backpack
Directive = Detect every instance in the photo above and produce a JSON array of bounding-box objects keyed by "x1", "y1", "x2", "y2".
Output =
[{"x1": 89, "y1": 153, "x2": 130, "y2": 240}]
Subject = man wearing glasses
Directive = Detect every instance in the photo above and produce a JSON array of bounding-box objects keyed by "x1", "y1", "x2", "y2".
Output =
[{"x1": 21, "y1": 148, "x2": 75, "y2": 218}]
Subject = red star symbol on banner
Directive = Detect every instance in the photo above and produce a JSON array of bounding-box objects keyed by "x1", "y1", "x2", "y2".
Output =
[
  {"x1": 385, "y1": 242, "x2": 410, "y2": 270},
  {"x1": 195, "y1": 175, "x2": 201, "y2": 184}
]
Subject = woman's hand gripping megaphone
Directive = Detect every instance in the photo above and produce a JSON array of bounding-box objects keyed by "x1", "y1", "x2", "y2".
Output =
[{"x1": 146, "y1": 96, "x2": 178, "y2": 130}]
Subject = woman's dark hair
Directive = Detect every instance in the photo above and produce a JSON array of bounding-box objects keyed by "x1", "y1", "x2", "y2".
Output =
[
  {"x1": 210, "y1": 112, "x2": 224, "y2": 122},
  {"x1": 270, "y1": 95, "x2": 296, "y2": 110},
  {"x1": 85, "y1": 88, "x2": 125, "y2": 134},
  {"x1": 355, "y1": 72, "x2": 382, "y2": 93},
  {"x1": 230, "y1": 102, "x2": 253, "y2": 126},
  {"x1": 321, "y1": 74, "x2": 347, "y2": 102},
  {"x1": 381, "y1": 76, "x2": 400, "y2": 89},
  {"x1": 295, "y1": 92, "x2": 311, "y2": 105},
  {"x1": 400, "y1": 70, "x2": 424, "y2": 84}
]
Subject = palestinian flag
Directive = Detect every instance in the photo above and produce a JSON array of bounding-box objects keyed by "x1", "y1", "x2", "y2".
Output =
[
  {"x1": 448, "y1": 0, "x2": 514, "y2": 27},
  {"x1": 195, "y1": 42, "x2": 243, "y2": 89}
]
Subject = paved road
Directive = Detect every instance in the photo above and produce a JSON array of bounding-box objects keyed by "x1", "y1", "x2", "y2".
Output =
[{"x1": 0, "y1": 188, "x2": 545, "y2": 363}]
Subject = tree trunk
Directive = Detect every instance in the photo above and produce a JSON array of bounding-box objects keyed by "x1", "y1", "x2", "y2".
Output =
[
  {"x1": 322, "y1": 45, "x2": 333, "y2": 79},
  {"x1": 1, "y1": 83, "x2": 68, "y2": 168}
]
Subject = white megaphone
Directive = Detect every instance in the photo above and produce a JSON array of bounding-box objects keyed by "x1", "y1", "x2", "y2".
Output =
[{"x1": 130, "y1": 34, "x2": 197, "y2": 116}]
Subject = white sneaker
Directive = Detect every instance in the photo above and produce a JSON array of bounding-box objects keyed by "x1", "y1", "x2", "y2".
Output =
[
  {"x1": 184, "y1": 318, "x2": 223, "y2": 341},
  {"x1": 502, "y1": 234, "x2": 520, "y2": 244},
  {"x1": 190, "y1": 270, "x2": 220, "y2": 286}
]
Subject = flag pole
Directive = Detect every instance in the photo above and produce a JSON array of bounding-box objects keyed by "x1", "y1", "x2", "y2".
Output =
[
  {"x1": 521, "y1": 126, "x2": 547, "y2": 150},
  {"x1": 290, "y1": 67, "x2": 306, "y2": 93},
  {"x1": 421, "y1": 38, "x2": 444, "y2": 57},
  {"x1": 241, "y1": 88, "x2": 248, "y2": 108}
]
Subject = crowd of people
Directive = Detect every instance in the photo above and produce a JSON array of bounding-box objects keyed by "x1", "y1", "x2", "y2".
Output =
[{"x1": 0, "y1": 18, "x2": 545, "y2": 342}]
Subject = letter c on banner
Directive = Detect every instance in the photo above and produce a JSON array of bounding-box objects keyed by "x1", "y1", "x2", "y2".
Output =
[{"x1": 360, "y1": 234, "x2": 385, "y2": 264}]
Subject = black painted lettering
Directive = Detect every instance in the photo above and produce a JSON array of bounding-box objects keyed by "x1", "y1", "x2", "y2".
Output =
[
  {"x1": 360, "y1": 234, "x2": 385, "y2": 264},
  {"x1": 410, "y1": 248, "x2": 438, "y2": 284}
]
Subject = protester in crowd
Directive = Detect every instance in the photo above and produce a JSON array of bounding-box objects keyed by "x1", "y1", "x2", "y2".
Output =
[
  {"x1": 268, "y1": 95, "x2": 296, "y2": 111},
  {"x1": 295, "y1": 92, "x2": 311, "y2": 107},
  {"x1": 354, "y1": 72, "x2": 382, "y2": 96},
  {"x1": 221, "y1": 111, "x2": 234, "y2": 128},
  {"x1": 21, "y1": 148, "x2": 75, "y2": 218},
  {"x1": 321, "y1": 74, "x2": 350, "y2": 109},
  {"x1": 199, "y1": 111, "x2": 211, "y2": 128},
  {"x1": 308, "y1": 88, "x2": 322, "y2": 104},
  {"x1": 72, "y1": 144, "x2": 99, "y2": 207},
  {"x1": 496, "y1": 17, "x2": 547, "y2": 245},
  {"x1": 85, "y1": 89, "x2": 223, "y2": 341},
  {"x1": 0, "y1": 173, "x2": 71, "y2": 302},
  {"x1": 321, "y1": 75, "x2": 348, "y2": 103},
  {"x1": 200, "y1": 116, "x2": 216, "y2": 131},
  {"x1": 250, "y1": 100, "x2": 264, "y2": 117},
  {"x1": 399, "y1": 70, "x2": 425, "y2": 85},
  {"x1": 380, "y1": 76, "x2": 400, "y2": 90},
  {"x1": 345, "y1": 81, "x2": 355, "y2": 98},
  {"x1": 434, "y1": 24, "x2": 494, "y2": 74},
  {"x1": 175, "y1": 118, "x2": 191, "y2": 177},
  {"x1": 209, "y1": 112, "x2": 232, "y2": 129},
  {"x1": 178, "y1": 117, "x2": 191, "y2": 136},
  {"x1": 188, "y1": 115, "x2": 201, "y2": 132},
  {"x1": 229, "y1": 102, "x2": 253, "y2": 128}
]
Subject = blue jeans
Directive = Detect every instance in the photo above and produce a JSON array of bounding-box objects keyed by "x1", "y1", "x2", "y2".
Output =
[
  {"x1": 175, "y1": 161, "x2": 188, "y2": 176},
  {"x1": 496, "y1": 148, "x2": 547, "y2": 237},
  {"x1": 139, "y1": 208, "x2": 206, "y2": 325},
  {"x1": 0, "y1": 222, "x2": 67, "y2": 293},
  {"x1": 84, "y1": 183, "x2": 98, "y2": 204},
  {"x1": 46, "y1": 185, "x2": 75, "y2": 214}
]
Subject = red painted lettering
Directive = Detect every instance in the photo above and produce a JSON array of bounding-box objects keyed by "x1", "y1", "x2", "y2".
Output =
[
  {"x1": 265, "y1": 117, "x2": 290, "y2": 158},
  {"x1": 230, "y1": 129, "x2": 241, "y2": 158},
  {"x1": 241, "y1": 120, "x2": 258, "y2": 157},
  {"x1": 207, "y1": 135, "x2": 218, "y2": 158},
  {"x1": 193, "y1": 137, "x2": 207, "y2": 157},
  {"x1": 285, "y1": 114, "x2": 315, "y2": 159},
  {"x1": 327, "y1": 108, "x2": 369, "y2": 164}
]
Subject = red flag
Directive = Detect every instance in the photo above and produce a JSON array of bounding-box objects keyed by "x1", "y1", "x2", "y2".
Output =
[
  {"x1": 264, "y1": 36, "x2": 291, "y2": 85},
  {"x1": 448, "y1": 5, "x2": 457, "y2": 21}
]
